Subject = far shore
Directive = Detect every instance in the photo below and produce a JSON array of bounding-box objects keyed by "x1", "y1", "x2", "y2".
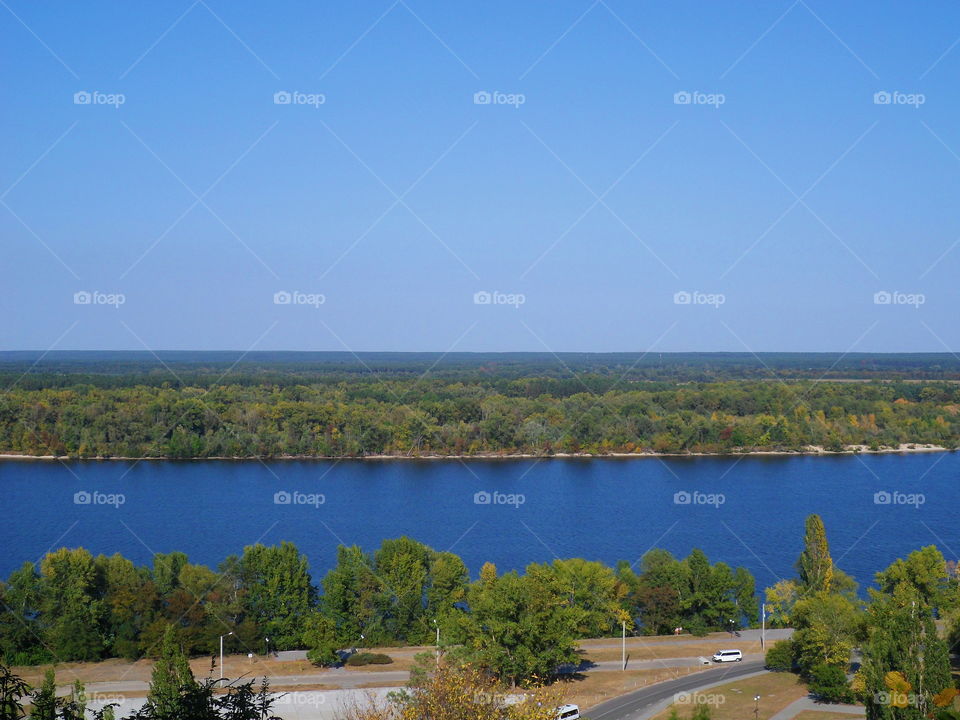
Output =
[{"x1": 0, "y1": 443, "x2": 951, "y2": 462}]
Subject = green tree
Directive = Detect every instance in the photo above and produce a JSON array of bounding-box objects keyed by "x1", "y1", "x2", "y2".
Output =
[
  {"x1": 321, "y1": 545, "x2": 383, "y2": 645},
  {"x1": 147, "y1": 625, "x2": 198, "y2": 717},
  {"x1": 373, "y1": 537, "x2": 431, "y2": 643},
  {"x1": 797, "y1": 515, "x2": 834, "y2": 593},
  {"x1": 809, "y1": 663, "x2": 855, "y2": 703},
  {"x1": 733, "y1": 567, "x2": 760, "y2": 626},
  {"x1": 862, "y1": 585, "x2": 953, "y2": 720},
  {"x1": 30, "y1": 669, "x2": 57, "y2": 720},
  {"x1": 151, "y1": 553, "x2": 188, "y2": 597},
  {"x1": 302, "y1": 613, "x2": 339, "y2": 666},
  {"x1": 765, "y1": 579, "x2": 800, "y2": 627},
  {"x1": 465, "y1": 564, "x2": 579, "y2": 685},
  {"x1": 875, "y1": 546, "x2": 948, "y2": 610},
  {"x1": 40, "y1": 548, "x2": 104, "y2": 661},
  {"x1": 765, "y1": 639, "x2": 795, "y2": 672},
  {"x1": 0, "y1": 563, "x2": 47, "y2": 665},
  {"x1": 548, "y1": 558, "x2": 621, "y2": 637},
  {"x1": 240, "y1": 542, "x2": 315, "y2": 649},
  {"x1": 791, "y1": 590, "x2": 861, "y2": 674}
]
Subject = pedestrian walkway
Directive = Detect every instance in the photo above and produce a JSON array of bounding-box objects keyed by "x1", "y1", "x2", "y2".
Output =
[{"x1": 768, "y1": 696, "x2": 865, "y2": 720}]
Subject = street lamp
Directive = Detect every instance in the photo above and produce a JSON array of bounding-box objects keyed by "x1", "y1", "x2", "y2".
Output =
[
  {"x1": 265, "y1": 636, "x2": 270, "y2": 657},
  {"x1": 622, "y1": 619, "x2": 628, "y2": 671},
  {"x1": 219, "y1": 632, "x2": 233, "y2": 681},
  {"x1": 754, "y1": 695, "x2": 761, "y2": 720},
  {"x1": 761, "y1": 604, "x2": 767, "y2": 650}
]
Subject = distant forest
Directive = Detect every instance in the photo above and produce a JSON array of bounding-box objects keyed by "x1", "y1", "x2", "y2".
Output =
[{"x1": 0, "y1": 352, "x2": 958, "y2": 458}]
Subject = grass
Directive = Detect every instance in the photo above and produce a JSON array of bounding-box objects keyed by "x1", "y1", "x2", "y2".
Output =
[
  {"x1": 648, "y1": 672, "x2": 811, "y2": 720},
  {"x1": 793, "y1": 712, "x2": 865, "y2": 720}
]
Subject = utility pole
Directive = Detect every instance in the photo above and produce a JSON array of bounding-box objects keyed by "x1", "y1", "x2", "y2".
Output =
[
  {"x1": 761, "y1": 604, "x2": 766, "y2": 650},
  {"x1": 219, "y1": 631, "x2": 233, "y2": 682},
  {"x1": 621, "y1": 619, "x2": 626, "y2": 671}
]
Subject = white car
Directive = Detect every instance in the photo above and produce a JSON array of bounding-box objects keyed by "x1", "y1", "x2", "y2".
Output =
[
  {"x1": 556, "y1": 705, "x2": 580, "y2": 720},
  {"x1": 712, "y1": 649, "x2": 743, "y2": 662}
]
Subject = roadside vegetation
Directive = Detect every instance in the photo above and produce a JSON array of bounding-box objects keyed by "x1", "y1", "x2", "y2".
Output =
[
  {"x1": 0, "y1": 538, "x2": 757, "y2": 686},
  {"x1": 3, "y1": 514, "x2": 960, "y2": 719},
  {"x1": 764, "y1": 516, "x2": 960, "y2": 720}
]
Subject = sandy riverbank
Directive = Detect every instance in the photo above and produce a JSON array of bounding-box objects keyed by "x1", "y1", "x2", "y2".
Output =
[{"x1": 0, "y1": 443, "x2": 950, "y2": 461}]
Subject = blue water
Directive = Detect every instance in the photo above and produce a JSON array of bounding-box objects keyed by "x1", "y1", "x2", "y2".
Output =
[{"x1": 1, "y1": 453, "x2": 957, "y2": 590}]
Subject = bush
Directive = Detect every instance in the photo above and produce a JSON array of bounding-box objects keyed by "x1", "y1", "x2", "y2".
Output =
[
  {"x1": 808, "y1": 663, "x2": 854, "y2": 703},
  {"x1": 346, "y1": 652, "x2": 393, "y2": 666},
  {"x1": 765, "y1": 639, "x2": 795, "y2": 672}
]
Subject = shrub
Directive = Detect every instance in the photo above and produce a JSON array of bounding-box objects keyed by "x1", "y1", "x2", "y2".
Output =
[
  {"x1": 808, "y1": 663, "x2": 854, "y2": 703},
  {"x1": 346, "y1": 652, "x2": 393, "y2": 666},
  {"x1": 765, "y1": 639, "x2": 795, "y2": 672}
]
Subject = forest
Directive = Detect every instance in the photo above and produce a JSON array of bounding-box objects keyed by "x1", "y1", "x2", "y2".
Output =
[{"x1": 1, "y1": 374, "x2": 958, "y2": 458}]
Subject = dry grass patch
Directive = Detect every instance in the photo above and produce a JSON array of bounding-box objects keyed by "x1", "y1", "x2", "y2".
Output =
[
  {"x1": 793, "y1": 711, "x2": 864, "y2": 720},
  {"x1": 649, "y1": 672, "x2": 809, "y2": 720}
]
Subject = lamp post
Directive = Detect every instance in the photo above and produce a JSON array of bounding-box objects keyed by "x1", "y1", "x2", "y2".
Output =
[
  {"x1": 761, "y1": 604, "x2": 766, "y2": 650},
  {"x1": 219, "y1": 631, "x2": 233, "y2": 681},
  {"x1": 621, "y1": 620, "x2": 627, "y2": 671},
  {"x1": 754, "y1": 695, "x2": 761, "y2": 720},
  {"x1": 265, "y1": 636, "x2": 270, "y2": 657},
  {"x1": 433, "y1": 619, "x2": 440, "y2": 667}
]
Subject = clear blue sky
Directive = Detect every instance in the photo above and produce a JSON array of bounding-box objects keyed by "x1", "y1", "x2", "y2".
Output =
[{"x1": 3, "y1": 1, "x2": 959, "y2": 353}]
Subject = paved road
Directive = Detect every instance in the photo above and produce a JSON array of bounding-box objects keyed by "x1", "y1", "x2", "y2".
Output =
[
  {"x1": 76, "y1": 655, "x2": 765, "y2": 697},
  {"x1": 588, "y1": 661, "x2": 768, "y2": 720},
  {"x1": 582, "y1": 629, "x2": 792, "y2": 651}
]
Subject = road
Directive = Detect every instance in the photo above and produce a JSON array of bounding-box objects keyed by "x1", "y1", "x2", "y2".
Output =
[{"x1": 588, "y1": 661, "x2": 768, "y2": 720}]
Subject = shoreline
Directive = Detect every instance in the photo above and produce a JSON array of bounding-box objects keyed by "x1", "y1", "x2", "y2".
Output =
[{"x1": 0, "y1": 443, "x2": 950, "y2": 462}]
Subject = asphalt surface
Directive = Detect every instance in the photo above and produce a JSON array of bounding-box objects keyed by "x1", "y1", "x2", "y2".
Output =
[{"x1": 588, "y1": 661, "x2": 768, "y2": 720}]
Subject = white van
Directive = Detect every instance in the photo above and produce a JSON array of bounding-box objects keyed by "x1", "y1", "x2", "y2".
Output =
[
  {"x1": 556, "y1": 705, "x2": 580, "y2": 720},
  {"x1": 712, "y1": 649, "x2": 743, "y2": 663}
]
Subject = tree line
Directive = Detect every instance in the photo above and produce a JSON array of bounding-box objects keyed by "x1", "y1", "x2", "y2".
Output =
[
  {"x1": 0, "y1": 538, "x2": 757, "y2": 684},
  {"x1": 2, "y1": 378, "x2": 958, "y2": 458}
]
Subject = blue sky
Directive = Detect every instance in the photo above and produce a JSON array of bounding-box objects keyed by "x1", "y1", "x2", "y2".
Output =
[{"x1": 2, "y1": 0, "x2": 959, "y2": 353}]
